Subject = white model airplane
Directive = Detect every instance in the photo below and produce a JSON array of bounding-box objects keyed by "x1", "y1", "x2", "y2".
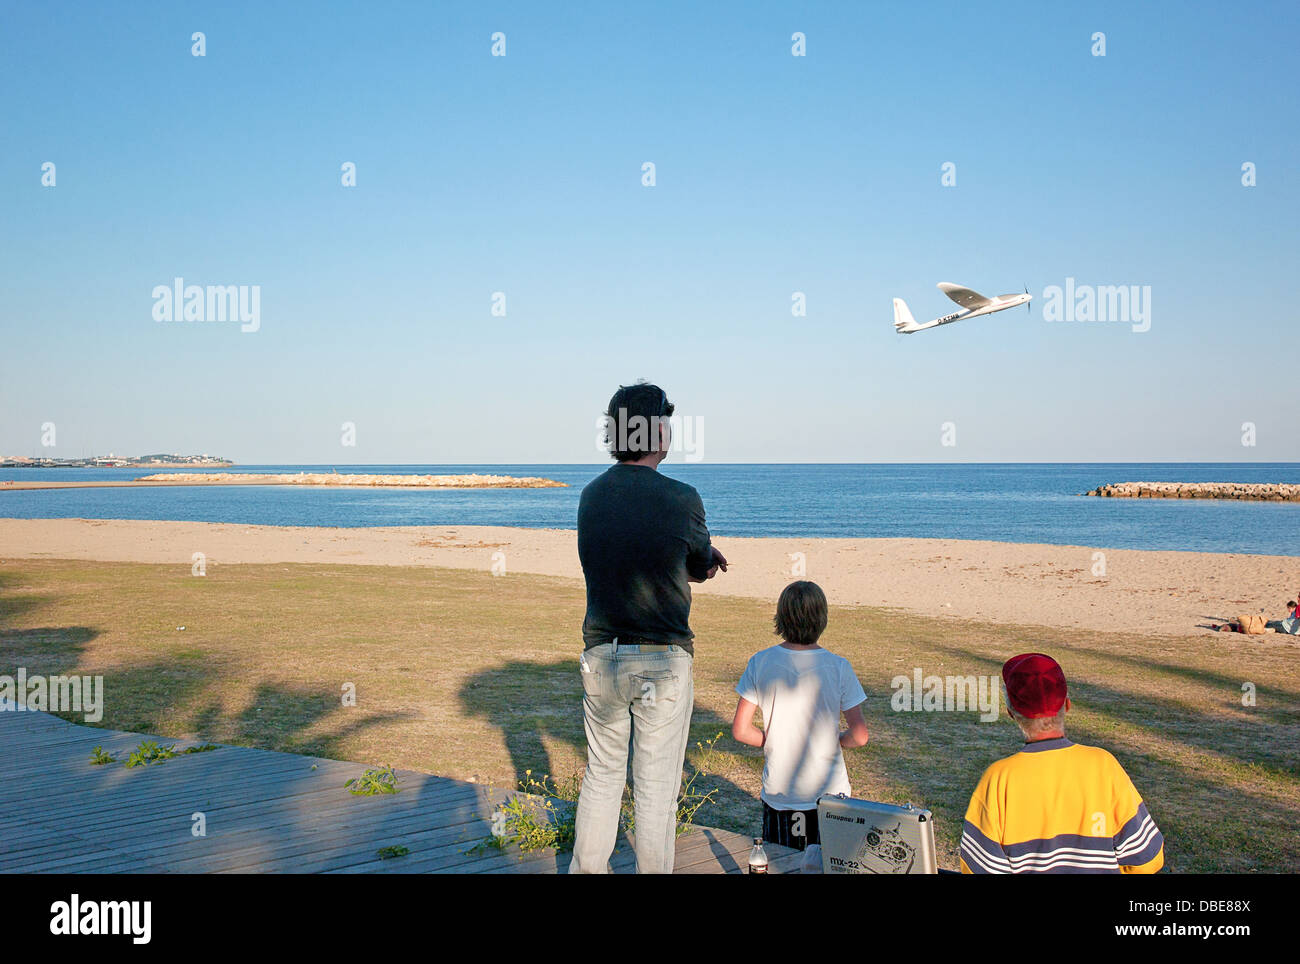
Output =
[{"x1": 893, "y1": 282, "x2": 1031, "y2": 334}]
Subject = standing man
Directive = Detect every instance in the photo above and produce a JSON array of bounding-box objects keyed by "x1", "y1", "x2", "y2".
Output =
[{"x1": 569, "y1": 382, "x2": 727, "y2": 874}]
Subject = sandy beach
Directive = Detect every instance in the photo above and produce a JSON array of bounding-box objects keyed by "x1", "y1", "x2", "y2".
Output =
[{"x1": 2, "y1": 518, "x2": 1293, "y2": 636}]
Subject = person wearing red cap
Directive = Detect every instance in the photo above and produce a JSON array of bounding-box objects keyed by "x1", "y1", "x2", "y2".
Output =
[{"x1": 959, "y1": 653, "x2": 1164, "y2": 874}]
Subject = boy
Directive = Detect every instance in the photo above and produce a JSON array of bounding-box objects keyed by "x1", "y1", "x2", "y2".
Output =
[
  {"x1": 960, "y1": 653, "x2": 1164, "y2": 874},
  {"x1": 732, "y1": 581, "x2": 869, "y2": 851}
]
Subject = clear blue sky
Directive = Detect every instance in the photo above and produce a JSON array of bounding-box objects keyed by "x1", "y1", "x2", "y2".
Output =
[{"x1": 2, "y1": 1, "x2": 1297, "y2": 463}]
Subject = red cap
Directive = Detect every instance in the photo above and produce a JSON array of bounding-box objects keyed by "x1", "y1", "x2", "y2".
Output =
[{"x1": 1002, "y1": 653, "x2": 1068, "y2": 719}]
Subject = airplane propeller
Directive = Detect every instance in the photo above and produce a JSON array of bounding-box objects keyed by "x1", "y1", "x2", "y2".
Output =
[{"x1": 1024, "y1": 284, "x2": 1030, "y2": 313}]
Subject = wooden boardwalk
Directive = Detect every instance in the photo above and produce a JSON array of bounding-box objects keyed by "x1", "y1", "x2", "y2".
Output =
[{"x1": 0, "y1": 701, "x2": 802, "y2": 874}]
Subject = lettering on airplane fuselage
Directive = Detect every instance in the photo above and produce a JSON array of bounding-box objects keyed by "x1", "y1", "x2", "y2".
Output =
[{"x1": 938, "y1": 311, "x2": 964, "y2": 323}]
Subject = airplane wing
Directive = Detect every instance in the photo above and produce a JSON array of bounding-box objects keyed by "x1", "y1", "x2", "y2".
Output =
[{"x1": 937, "y1": 282, "x2": 993, "y2": 311}]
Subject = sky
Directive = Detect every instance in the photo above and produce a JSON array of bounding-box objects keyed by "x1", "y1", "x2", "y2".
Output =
[{"x1": 1, "y1": 0, "x2": 1297, "y2": 464}]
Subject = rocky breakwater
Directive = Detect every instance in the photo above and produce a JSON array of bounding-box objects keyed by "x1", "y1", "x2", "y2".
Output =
[{"x1": 1083, "y1": 481, "x2": 1300, "y2": 502}]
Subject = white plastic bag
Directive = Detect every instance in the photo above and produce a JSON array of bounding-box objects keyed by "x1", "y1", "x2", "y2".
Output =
[{"x1": 801, "y1": 843, "x2": 823, "y2": 874}]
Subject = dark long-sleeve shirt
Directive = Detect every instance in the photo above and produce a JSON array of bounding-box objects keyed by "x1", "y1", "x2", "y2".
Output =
[{"x1": 577, "y1": 463, "x2": 713, "y2": 655}]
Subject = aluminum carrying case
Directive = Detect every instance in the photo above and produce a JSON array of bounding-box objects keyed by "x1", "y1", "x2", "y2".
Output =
[{"x1": 817, "y1": 794, "x2": 938, "y2": 874}]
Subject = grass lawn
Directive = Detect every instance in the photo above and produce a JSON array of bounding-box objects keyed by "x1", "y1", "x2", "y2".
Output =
[{"x1": 2, "y1": 557, "x2": 1296, "y2": 872}]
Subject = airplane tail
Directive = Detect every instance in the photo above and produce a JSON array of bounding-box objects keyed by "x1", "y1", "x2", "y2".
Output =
[{"x1": 893, "y1": 298, "x2": 917, "y2": 332}]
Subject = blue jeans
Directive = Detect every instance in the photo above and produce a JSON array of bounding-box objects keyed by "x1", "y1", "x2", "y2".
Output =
[{"x1": 568, "y1": 641, "x2": 694, "y2": 874}]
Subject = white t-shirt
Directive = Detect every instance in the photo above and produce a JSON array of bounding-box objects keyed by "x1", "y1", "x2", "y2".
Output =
[{"x1": 735, "y1": 645, "x2": 868, "y2": 811}]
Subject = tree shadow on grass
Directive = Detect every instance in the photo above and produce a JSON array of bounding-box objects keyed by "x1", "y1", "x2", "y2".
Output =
[
  {"x1": 0, "y1": 574, "x2": 103, "y2": 717},
  {"x1": 0, "y1": 567, "x2": 414, "y2": 763},
  {"x1": 100, "y1": 661, "x2": 418, "y2": 761},
  {"x1": 0, "y1": 566, "x2": 61, "y2": 621},
  {"x1": 0, "y1": 563, "x2": 100, "y2": 667},
  {"x1": 1055, "y1": 638, "x2": 1300, "y2": 706},
  {"x1": 0, "y1": 625, "x2": 99, "y2": 668},
  {"x1": 928, "y1": 640, "x2": 1300, "y2": 771}
]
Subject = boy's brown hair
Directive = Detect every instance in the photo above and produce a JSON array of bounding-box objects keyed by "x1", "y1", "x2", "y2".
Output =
[{"x1": 773, "y1": 580, "x2": 828, "y2": 646}]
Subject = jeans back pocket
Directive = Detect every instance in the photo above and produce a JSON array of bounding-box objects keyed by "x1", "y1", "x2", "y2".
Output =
[{"x1": 630, "y1": 670, "x2": 679, "y2": 707}]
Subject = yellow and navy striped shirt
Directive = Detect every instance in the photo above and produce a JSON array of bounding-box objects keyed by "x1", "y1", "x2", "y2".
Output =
[{"x1": 960, "y1": 737, "x2": 1164, "y2": 874}]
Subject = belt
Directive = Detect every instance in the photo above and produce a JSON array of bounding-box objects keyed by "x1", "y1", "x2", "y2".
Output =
[{"x1": 611, "y1": 636, "x2": 672, "y2": 652}]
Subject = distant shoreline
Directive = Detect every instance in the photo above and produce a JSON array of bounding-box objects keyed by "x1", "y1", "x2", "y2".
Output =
[
  {"x1": 0, "y1": 472, "x2": 566, "y2": 492},
  {"x1": 0, "y1": 460, "x2": 232, "y2": 469}
]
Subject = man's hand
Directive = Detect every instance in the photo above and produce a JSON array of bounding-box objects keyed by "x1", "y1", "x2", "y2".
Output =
[{"x1": 688, "y1": 546, "x2": 729, "y2": 583}]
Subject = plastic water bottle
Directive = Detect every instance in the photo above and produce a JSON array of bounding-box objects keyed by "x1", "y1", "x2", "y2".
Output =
[{"x1": 748, "y1": 837, "x2": 769, "y2": 874}]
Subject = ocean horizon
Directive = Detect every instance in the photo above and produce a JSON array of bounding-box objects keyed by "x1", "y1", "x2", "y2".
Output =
[{"x1": 3, "y1": 462, "x2": 1298, "y2": 557}]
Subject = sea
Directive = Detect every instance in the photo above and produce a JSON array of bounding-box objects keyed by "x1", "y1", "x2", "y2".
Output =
[{"x1": 2, "y1": 463, "x2": 1298, "y2": 556}]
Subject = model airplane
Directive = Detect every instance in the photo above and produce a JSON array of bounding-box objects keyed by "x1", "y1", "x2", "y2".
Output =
[{"x1": 893, "y1": 282, "x2": 1031, "y2": 334}]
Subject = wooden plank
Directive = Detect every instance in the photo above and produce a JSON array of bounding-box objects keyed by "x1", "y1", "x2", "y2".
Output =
[
  {"x1": 3, "y1": 754, "x2": 510, "y2": 873},
  {"x1": 671, "y1": 828, "x2": 753, "y2": 874},
  {"x1": 232, "y1": 807, "x2": 517, "y2": 874},
  {"x1": 1, "y1": 769, "x2": 478, "y2": 856},
  {"x1": 0, "y1": 752, "x2": 302, "y2": 809},
  {"x1": 0, "y1": 749, "x2": 358, "y2": 813},
  {"x1": 0, "y1": 757, "x2": 327, "y2": 826},
  {"x1": 4, "y1": 779, "x2": 484, "y2": 872},
  {"x1": 33, "y1": 794, "x2": 492, "y2": 874},
  {"x1": 3, "y1": 774, "x2": 488, "y2": 870},
  {"x1": 475, "y1": 841, "x2": 650, "y2": 875},
  {"x1": 161, "y1": 786, "x2": 506, "y2": 874},
  {"x1": 0, "y1": 729, "x2": 235, "y2": 767}
]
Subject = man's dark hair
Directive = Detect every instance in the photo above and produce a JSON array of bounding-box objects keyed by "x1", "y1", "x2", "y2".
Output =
[
  {"x1": 773, "y1": 580, "x2": 828, "y2": 646},
  {"x1": 603, "y1": 382, "x2": 674, "y2": 462}
]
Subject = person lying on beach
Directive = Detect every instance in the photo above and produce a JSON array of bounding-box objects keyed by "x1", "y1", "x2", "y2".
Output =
[
  {"x1": 1214, "y1": 616, "x2": 1265, "y2": 633},
  {"x1": 731, "y1": 580, "x2": 869, "y2": 852},
  {"x1": 960, "y1": 653, "x2": 1164, "y2": 874},
  {"x1": 1214, "y1": 601, "x2": 1297, "y2": 633}
]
